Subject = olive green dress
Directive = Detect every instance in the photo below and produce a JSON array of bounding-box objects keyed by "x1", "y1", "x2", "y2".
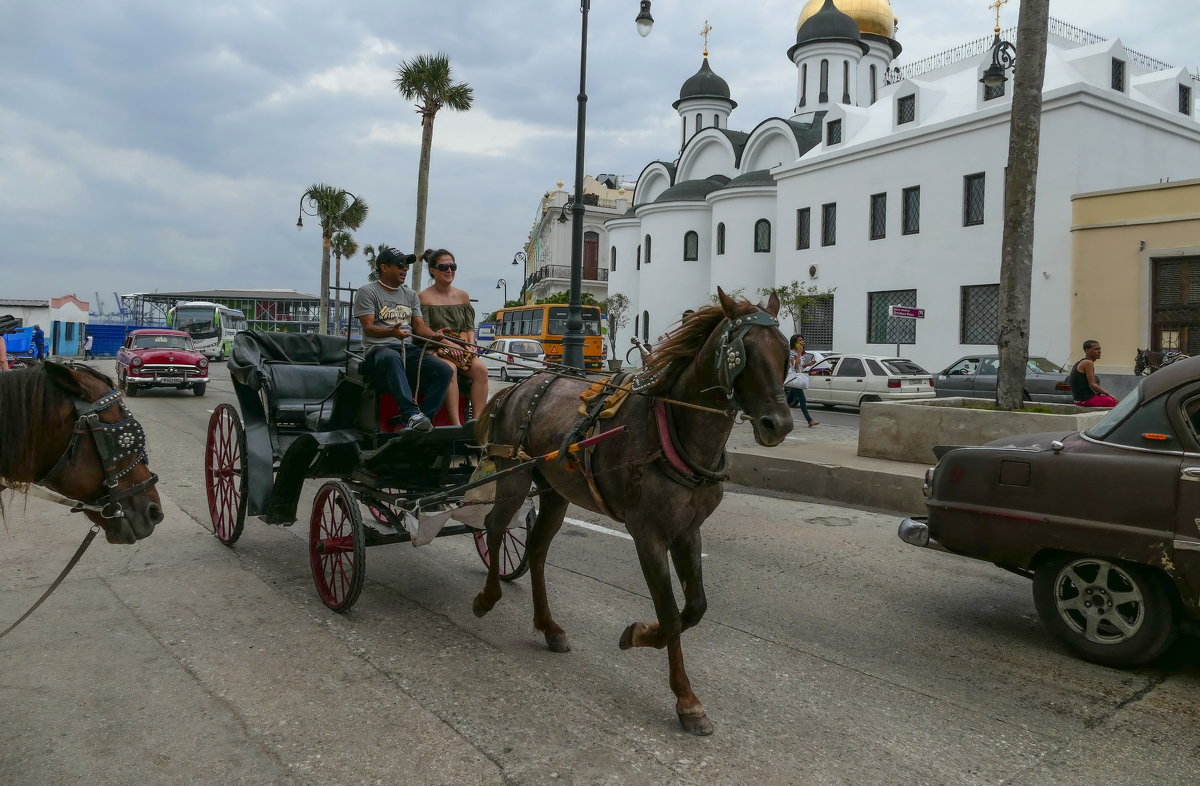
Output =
[{"x1": 422, "y1": 302, "x2": 477, "y2": 371}]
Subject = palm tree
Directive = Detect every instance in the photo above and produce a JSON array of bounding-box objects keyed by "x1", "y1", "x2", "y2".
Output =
[
  {"x1": 300, "y1": 184, "x2": 368, "y2": 333},
  {"x1": 362, "y1": 242, "x2": 390, "y2": 282},
  {"x1": 394, "y1": 52, "x2": 474, "y2": 289},
  {"x1": 330, "y1": 231, "x2": 359, "y2": 334}
]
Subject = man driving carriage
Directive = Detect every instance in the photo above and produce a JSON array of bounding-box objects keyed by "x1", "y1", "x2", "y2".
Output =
[{"x1": 353, "y1": 246, "x2": 452, "y2": 431}]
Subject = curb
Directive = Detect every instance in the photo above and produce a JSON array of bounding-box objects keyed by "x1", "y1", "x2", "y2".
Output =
[{"x1": 727, "y1": 451, "x2": 926, "y2": 514}]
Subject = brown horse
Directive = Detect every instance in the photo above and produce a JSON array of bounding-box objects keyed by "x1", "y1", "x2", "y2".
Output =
[
  {"x1": 472, "y1": 290, "x2": 792, "y2": 735},
  {"x1": 1134, "y1": 348, "x2": 1189, "y2": 376},
  {"x1": 0, "y1": 362, "x2": 162, "y2": 543}
]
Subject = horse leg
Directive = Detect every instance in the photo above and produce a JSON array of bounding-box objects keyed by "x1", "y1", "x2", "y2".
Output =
[
  {"x1": 472, "y1": 471, "x2": 530, "y2": 618},
  {"x1": 618, "y1": 534, "x2": 711, "y2": 735},
  {"x1": 670, "y1": 529, "x2": 707, "y2": 632},
  {"x1": 526, "y1": 487, "x2": 572, "y2": 653}
]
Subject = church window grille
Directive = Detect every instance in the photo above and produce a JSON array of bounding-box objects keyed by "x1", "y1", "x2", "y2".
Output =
[
  {"x1": 800, "y1": 295, "x2": 835, "y2": 350},
  {"x1": 868, "y1": 289, "x2": 917, "y2": 344},
  {"x1": 869, "y1": 193, "x2": 886, "y2": 240},
  {"x1": 1181, "y1": 84, "x2": 1193, "y2": 116},
  {"x1": 754, "y1": 220, "x2": 771, "y2": 253},
  {"x1": 842, "y1": 61, "x2": 851, "y2": 104},
  {"x1": 819, "y1": 60, "x2": 829, "y2": 103},
  {"x1": 684, "y1": 231, "x2": 699, "y2": 261},
  {"x1": 826, "y1": 119, "x2": 842, "y2": 145},
  {"x1": 960, "y1": 284, "x2": 1000, "y2": 344},
  {"x1": 717, "y1": 222, "x2": 726, "y2": 255},
  {"x1": 821, "y1": 203, "x2": 837, "y2": 247},
  {"x1": 897, "y1": 94, "x2": 915, "y2": 124},
  {"x1": 797, "y1": 208, "x2": 811, "y2": 250},
  {"x1": 902, "y1": 186, "x2": 921, "y2": 235},
  {"x1": 1111, "y1": 58, "x2": 1126, "y2": 92},
  {"x1": 644, "y1": 234, "x2": 652, "y2": 264},
  {"x1": 963, "y1": 173, "x2": 986, "y2": 226}
]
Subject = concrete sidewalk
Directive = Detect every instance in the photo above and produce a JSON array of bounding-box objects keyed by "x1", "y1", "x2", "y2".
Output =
[{"x1": 725, "y1": 415, "x2": 928, "y2": 514}]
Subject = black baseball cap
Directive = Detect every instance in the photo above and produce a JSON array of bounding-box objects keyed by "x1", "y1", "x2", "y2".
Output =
[{"x1": 377, "y1": 247, "x2": 417, "y2": 268}]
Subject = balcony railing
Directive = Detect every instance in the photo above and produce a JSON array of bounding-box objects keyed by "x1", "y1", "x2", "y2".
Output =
[{"x1": 527, "y1": 264, "x2": 609, "y2": 286}]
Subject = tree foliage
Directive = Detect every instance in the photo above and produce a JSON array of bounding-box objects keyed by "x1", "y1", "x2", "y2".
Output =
[
  {"x1": 301, "y1": 183, "x2": 368, "y2": 333},
  {"x1": 757, "y1": 281, "x2": 836, "y2": 335},
  {"x1": 602, "y1": 293, "x2": 630, "y2": 349}
]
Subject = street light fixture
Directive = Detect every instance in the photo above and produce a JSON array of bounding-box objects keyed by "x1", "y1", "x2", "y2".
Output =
[
  {"x1": 563, "y1": 0, "x2": 653, "y2": 369},
  {"x1": 512, "y1": 251, "x2": 527, "y2": 267},
  {"x1": 496, "y1": 278, "x2": 508, "y2": 304},
  {"x1": 979, "y1": 1, "x2": 1016, "y2": 88}
]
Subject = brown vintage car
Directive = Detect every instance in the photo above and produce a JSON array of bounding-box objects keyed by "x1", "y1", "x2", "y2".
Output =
[{"x1": 899, "y1": 356, "x2": 1200, "y2": 667}]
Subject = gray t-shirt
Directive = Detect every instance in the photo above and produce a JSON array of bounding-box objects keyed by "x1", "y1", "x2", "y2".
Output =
[{"x1": 352, "y1": 282, "x2": 422, "y2": 349}]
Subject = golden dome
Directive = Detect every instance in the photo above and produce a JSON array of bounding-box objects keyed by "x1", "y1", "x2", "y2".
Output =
[{"x1": 797, "y1": 0, "x2": 897, "y2": 38}]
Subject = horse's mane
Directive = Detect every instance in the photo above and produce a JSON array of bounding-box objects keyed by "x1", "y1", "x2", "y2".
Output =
[
  {"x1": 637, "y1": 299, "x2": 758, "y2": 394},
  {"x1": 0, "y1": 364, "x2": 113, "y2": 482}
]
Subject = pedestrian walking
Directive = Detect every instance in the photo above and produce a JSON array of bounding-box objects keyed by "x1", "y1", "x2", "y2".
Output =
[
  {"x1": 785, "y1": 334, "x2": 819, "y2": 427},
  {"x1": 83, "y1": 333, "x2": 95, "y2": 360},
  {"x1": 31, "y1": 324, "x2": 45, "y2": 360}
]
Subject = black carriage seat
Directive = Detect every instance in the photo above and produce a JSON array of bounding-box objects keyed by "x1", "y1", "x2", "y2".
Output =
[{"x1": 262, "y1": 361, "x2": 343, "y2": 427}]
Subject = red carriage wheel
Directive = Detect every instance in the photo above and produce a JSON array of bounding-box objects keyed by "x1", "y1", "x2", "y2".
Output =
[
  {"x1": 309, "y1": 481, "x2": 366, "y2": 612},
  {"x1": 204, "y1": 403, "x2": 247, "y2": 546},
  {"x1": 474, "y1": 506, "x2": 533, "y2": 582}
]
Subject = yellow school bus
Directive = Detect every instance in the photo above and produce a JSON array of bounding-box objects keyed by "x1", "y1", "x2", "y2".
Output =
[{"x1": 493, "y1": 304, "x2": 604, "y2": 370}]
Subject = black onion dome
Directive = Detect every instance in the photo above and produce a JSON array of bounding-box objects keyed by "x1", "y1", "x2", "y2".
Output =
[
  {"x1": 672, "y1": 58, "x2": 737, "y2": 109},
  {"x1": 788, "y1": 0, "x2": 869, "y2": 60}
]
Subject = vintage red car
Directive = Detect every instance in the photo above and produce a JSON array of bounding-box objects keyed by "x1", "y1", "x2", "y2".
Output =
[
  {"x1": 116, "y1": 329, "x2": 209, "y2": 396},
  {"x1": 899, "y1": 356, "x2": 1200, "y2": 667}
]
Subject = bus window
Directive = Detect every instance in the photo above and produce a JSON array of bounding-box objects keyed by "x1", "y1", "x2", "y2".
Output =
[{"x1": 547, "y1": 307, "x2": 568, "y2": 336}]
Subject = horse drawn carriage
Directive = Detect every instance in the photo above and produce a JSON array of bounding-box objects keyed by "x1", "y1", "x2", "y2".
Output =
[{"x1": 203, "y1": 331, "x2": 531, "y2": 611}]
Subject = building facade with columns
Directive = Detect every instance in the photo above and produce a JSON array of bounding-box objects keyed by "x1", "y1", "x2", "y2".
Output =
[{"x1": 607, "y1": 0, "x2": 1200, "y2": 373}]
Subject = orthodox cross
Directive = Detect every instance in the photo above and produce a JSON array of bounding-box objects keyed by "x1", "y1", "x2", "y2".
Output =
[
  {"x1": 701, "y1": 20, "x2": 712, "y2": 58},
  {"x1": 988, "y1": 0, "x2": 1008, "y2": 32}
]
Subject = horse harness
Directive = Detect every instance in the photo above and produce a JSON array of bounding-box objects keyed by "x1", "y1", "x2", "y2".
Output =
[{"x1": 36, "y1": 388, "x2": 158, "y2": 520}]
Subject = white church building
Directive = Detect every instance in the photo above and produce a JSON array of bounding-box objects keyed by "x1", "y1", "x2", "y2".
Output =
[{"x1": 606, "y1": 0, "x2": 1200, "y2": 371}]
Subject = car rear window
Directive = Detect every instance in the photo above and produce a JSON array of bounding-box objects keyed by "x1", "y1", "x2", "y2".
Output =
[
  {"x1": 882, "y1": 359, "x2": 928, "y2": 375},
  {"x1": 508, "y1": 341, "x2": 542, "y2": 355},
  {"x1": 1027, "y1": 357, "x2": 1062, "y2": 374}
]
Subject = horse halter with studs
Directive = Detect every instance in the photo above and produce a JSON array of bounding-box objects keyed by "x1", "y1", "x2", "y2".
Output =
[
  {"x1": 38, "y1": 388, "x2": 158, "y2": 519},
  {"x1": 712, "y1": 308, "x2": 780, "y2": 403}
]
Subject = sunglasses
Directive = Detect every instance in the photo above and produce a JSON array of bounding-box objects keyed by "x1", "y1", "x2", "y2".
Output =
[{"x1": 434, "y1": 263, "x2": 458, "y2": 272}]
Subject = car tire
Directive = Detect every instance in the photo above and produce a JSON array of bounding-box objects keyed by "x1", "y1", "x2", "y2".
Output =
[
  {"x1": 193, "y1": 383, "x2": 207, "y2": 397},
  {"x1": 1033, "y1": 553, "x2": 1177, "y2": 667},
  {"x1": 500, "y1": 367, "x2": 510, "y2": 382},
  {"x1": 126, "y1": 381, "x2": 139, "y2": 397},
  {"x1": 859, "y1": 395, "x2": 882, "y2": 406}
]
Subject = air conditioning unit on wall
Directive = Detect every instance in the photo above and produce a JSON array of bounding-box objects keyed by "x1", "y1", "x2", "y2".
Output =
[{"x1": 808, "y1": 264, "x2": 819, "y2": 280}]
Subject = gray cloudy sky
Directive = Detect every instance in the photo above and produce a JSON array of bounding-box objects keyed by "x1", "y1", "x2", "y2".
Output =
[{"x1": 2, "y1": 0, "x2": 1196, "y2": 317}]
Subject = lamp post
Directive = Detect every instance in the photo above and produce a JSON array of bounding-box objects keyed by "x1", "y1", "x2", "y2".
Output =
[
  {"x1": 296, "y1": 188, "x2": 359, "y2": 335},
  {"x1": 512, "y1": 250, "x2": 527, "y2": 266},
  {"x1": 496, "y1": 278, "x2": 508, "y2": 306},
  {"x1": 563, "y1": 0, "x2": 653, "y2": 369},
  {"x1": 979, "y1": 0, "x2": 1016, "y2": 88}
]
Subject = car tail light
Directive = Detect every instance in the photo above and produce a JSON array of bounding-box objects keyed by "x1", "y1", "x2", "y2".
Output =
[
  {"x1": 131, "y1": 356, "x2": 143, "y2": 367},
  {"x1": 887, "y1": 379, "x2": 901, "y2": 389},
  {"x1": 928, "y1": 377, "x2": 935, "y2": 387},
  {"x1": 1055, "y1": 382, "x2": 1071, "y2": 391}
]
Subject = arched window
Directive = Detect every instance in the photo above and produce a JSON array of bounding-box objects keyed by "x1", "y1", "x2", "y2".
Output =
[
  {"x1": 644, "y1": 234, "x2": 652, "y2": 264},
  {"x1": 683, "y1": 231, "x2": 699, "y2": 261},
  {"x1": 869, "y1": 64, "x2": 878, "y2": 105},
  {"x1": 819, "y1": 59, "x2": 829, "y2": 102},
  {"x1": 842, "y1": 61, "x2": 851, "y2": 103},
  {"x1": 800, "y1": 63, "x2": 808, "y2": 107},
  {"x1": 681, "y1": 117, "x2": 686, "y2": 149},
  {"x1": 716, "y1": 222, "x2": 726, "y2": 255},
  {"x1": 642, "y1": 310, "x2": 650, "y2": 341},
  {"x1": 754, "y1": 219, "x2": 771, "y2": 252},
  {"x1": 610, "y1": 245, "x2": 617, "y2": 271},
  {"x1": 695, "y1": 112, "x2": 703, "y2": 133},
  {"x1": 713, "y1": 113, "x2": 719, "y2": 128},
  {"x1": 583, "y1": 231, "x2": 599, "y2": 279},
  {"x1": 634, "y1": 313, "x2": 639, "y2": 338},
  {"x1": 636, "y1": 245, "x2": 641, "y2": 270}
]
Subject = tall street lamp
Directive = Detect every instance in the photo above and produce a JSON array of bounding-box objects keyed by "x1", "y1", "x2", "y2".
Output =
[
  {"x1": 979, "y1": 0, "x2": 1016, "y2": 88},
  {"x1": 512, "y1": 251, "x2": 527, "y2": 266},
  {"x1": 563, "y1": 0, "x2": 653, "y2": 369},
  {"x1": 496, "y1": 278, "x2": 508, "y2": 305}
]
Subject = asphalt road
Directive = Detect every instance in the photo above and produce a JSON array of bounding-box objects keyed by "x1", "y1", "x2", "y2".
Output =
[{"x1": 3, "y1": 361, "x2": 1198, "y2": 785}]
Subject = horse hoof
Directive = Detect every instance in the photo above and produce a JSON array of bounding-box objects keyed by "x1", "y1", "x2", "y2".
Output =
[
  {"x1": 619, "y1": 622, "x2": 641, "y2": 650},
  {"x1": 472, "y1": 595, "x2": 491, "y2": 618},
  {"x1": 544, "y1": 632, "x2": 571, "y2": 653},
  {"x1": 678, "y1": 711, "x2": 713, "y2": 736}
]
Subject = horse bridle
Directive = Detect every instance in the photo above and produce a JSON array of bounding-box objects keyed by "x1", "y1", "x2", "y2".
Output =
[
  {"x1": 712, "y1": 308, "x2": 781, "y2": 408},
  {"x1": 36, "y1": 388, "x2": 158, "y2": 520}
]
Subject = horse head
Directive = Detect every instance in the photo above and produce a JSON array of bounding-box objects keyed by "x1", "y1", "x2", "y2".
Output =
[
  {"x1": 40, "y1": 363, "x2": 164, "y2": 543},
  {"x1": 713, "y1": 288, "x2": 793, "y2": 447},
  {"x1": 1134, "y1": 348, "x2": 1149, "y2": 376}
]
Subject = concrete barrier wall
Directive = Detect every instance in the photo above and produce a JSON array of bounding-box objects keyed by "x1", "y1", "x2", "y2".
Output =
[{"x1": 858, "y1": 397, "x2": 1109, "y2": 464}]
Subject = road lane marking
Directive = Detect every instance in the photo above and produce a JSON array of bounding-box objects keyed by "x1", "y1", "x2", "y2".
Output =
[{"x1": 564, "y1": 517, "x2": 632, "y2": 540}]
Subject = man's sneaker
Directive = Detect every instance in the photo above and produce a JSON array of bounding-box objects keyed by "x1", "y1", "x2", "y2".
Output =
[{"x1": 404, "y1": 412, "x2": 433, "y2": 432}]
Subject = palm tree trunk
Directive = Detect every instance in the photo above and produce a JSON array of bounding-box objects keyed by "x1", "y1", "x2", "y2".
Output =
[
  {"x1": 334, "y1": 251, "x2": 343, "y2": 335},
  {"x1": 996, "y1": 1, "x2": 1049, "y2": 410},
  {"x1": 411, "y1": 112, "x2": 435, "y2": 290},
  {"x1": 320, "y1": 233, "x2": 332, "y2": 334}
]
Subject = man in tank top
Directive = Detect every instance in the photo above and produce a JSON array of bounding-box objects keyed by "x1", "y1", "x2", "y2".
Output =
[{"x1": 1068, "y1": 339, "x2": 1117, "y2": 408}]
